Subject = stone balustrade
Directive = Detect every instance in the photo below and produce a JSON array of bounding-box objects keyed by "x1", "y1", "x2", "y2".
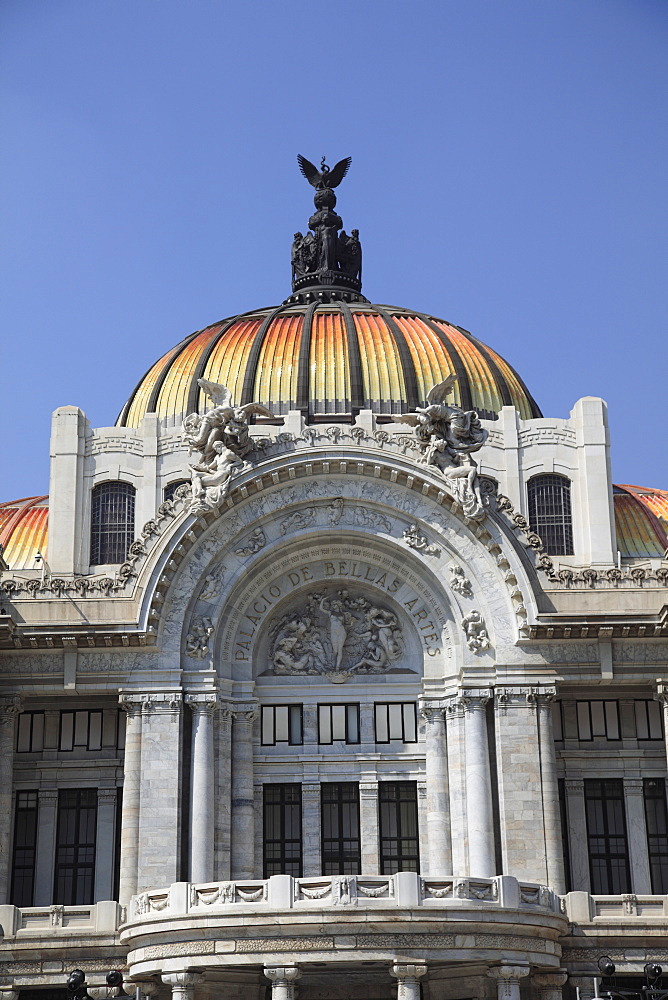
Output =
[
  {"x1": 0, "y1": 900, "x2": 121, "y2": 937},
  {"x1": 563, "y1": 890, "x2": 668, "y2": 921},
  {"x1": 127, "y1": 873, "x2": 562, "y2": 921}
]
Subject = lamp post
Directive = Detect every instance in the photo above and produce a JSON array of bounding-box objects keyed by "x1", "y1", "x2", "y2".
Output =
[
  {"x1": 592, "y1": 957, "x2": 668, "y2": 1000},
  {"x1": 67, "y1": 971, "x2": 125, "y2": 1000}
]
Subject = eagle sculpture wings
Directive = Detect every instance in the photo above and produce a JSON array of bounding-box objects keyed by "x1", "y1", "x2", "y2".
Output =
[{"x1": 298, "y1": 155, "x2": 352, "y2": 190}]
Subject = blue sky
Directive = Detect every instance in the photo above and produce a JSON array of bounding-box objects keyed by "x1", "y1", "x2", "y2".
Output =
[{"x1": 2, "y1": 0, "x2": 667, "y2": 501}]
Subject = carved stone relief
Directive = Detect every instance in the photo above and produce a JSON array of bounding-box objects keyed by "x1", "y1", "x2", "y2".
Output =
[
  {"x1": 449, "y1": 564, "x2": 472, "y2": 596},
  {"x1": 461, "y1": 610, "x2": 490, "y2": 653},
  {"x1": 185, "y1": 617, "x2": 214, "y2": 659},
  {"x1": 234, "y1": 528, "x2": 266, "y2": 557},
  {"x1": 266, "y1": 587, "x2": 405, "y2": 680},
  {"x1": 402, "y1": 524, "x2": 440, "y2": 557}
]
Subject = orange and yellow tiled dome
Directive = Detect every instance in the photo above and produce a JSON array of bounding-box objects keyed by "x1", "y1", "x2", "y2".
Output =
[{"x1": 117, "y1": 302, "x2": 542, "y2": 428}]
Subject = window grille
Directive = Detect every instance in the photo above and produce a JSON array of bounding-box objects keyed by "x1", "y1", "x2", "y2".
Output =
[
  {"x1": 584, "y1": 778, "x2": 630, "y2": 894},
  {"x1": 10, "y1": 790, "x2": 38, "y2": 906},
  {"x1": 59, "y1": 709, "x2": 124, "y2": 751},
  {"x1": 374, "y1": 703, "x2": 417, "y2": 743},
  {"x1": 644, "y1": 778, "x2": 668, "y2": 893},
  {"x1": 527, "y1": 474, "x2": 574, "y2": 555},
  {"x1": 318, "y1": 704, "x2": 359, "y2": 745},
  {"x1": 379, "y1": 782, "x2": 420, "y2": 874},
  {"x1": 90, "y1": 482, "x2": 135, "y2": 565},
  {"x1": 261, "y1": 705, "x2": 303, "y2": 746},
  {"x1": 263, "y1": 784, "x2": 302, "y2": 877},
  {"x1": 635, "y1": 700, "x2": 663, "y2": 740},
  {"x1": 576, "y1": 701, "x2": 620, "y2": 741},
  {"x1": 54, "y1": 789, "x2": 97, "y2": 905},
  {"x1": 163, "y1": 479, "x2": 189, "y2": 502},
  {"x1": 321, "y1": 782, "x2": 360, "y2": 875}
]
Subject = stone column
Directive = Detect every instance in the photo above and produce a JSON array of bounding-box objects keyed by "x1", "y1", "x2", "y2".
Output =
[
  {"x1": 33, "y1": 789, "x2": 58, "y2": 905},
  {"x1": 186, "y1": 694, "x2": 217, "y2": 884},
  {"x1": 264, "y1": 967, "x2": 301, "y2": 1000},
  {"x1": 487, "y1": 965, "x2": 530, "y2": 1000},
  {"x1": 230, "y1": 705, "x2": 258, "y2": 879},
  {"x1": 137, "y1": 693, "x2": 183, "y2": 892},
  {"x1": 564, "y1": 777, "x2": 590, "y2": 892},
  {"x1": 94, "y1": 787, "x2": 117, "y2": 901},
  {"x1": 534, "y1": 689, "x2": 566, "y2": 893},
  {"x1": 445, "y1": 699, "x2": 467, "y2": 874},
  {"x1": 0, "y1": 699, "x2": 21, "y2": 904},
  {"x1": 461, "y1": 691, "x2": 495, "y2": 876},
  {"x1": 420, "y1": 703, "x2": 451, "y2": 875},
  {"x1": 533, "y1": 973, "x2": 569, "y2": 1000},
  {"x1": 162, "y1": 972, "x2": 205, "y2": 1000},
  {"x1": 302, "y1": 782, "x2": 321, "y2": 876},
  {"x1": 215, "y1": 706, "x2": 232, "y2": 880},
  {"x1": 624, "y1": 777, "x2": 652, "y2": 894},
  {"x1": 390, "y1": 963, "x2": 427, "y2": 1000},
  {"x1": 360, "y1": 780, "x2": 379, "y2": 874},
  {"x1": 118, "y1": 695, "x2": 143, "y2": 904}
]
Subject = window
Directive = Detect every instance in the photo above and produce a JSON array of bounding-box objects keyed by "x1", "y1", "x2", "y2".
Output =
[
  {"x1": 644, "y1": 779, "x2": 668, "y2": 893},
  {"x1": 379, "y1": 782, "x2": 420, "y2": 874},
  {"x1": 318, "y1": 704, "x2": 359, "y2": 745},
  {"x1": 163, "y1": 479, "x2": 189, "y2": 502},
  {"x1": 375, "y1": 703, "x2": 417, "y2": 743},
  {"x1": 584, "y1": 779, "x2": 630, "y2": 894},
  {"x1": 10, "y1": 791, "x2": 38, "y2": 906},
  {"x1": 16, "y1": 712, "x2": 45, "y2": 752},
  {"x1": 54, "y1": 789, "x2": 97, "y2": 905},
  {"x1": 59, "y1": 710, "x2": 124, "y2": 751},
  {"x1": 635, "y1": 700, "x2": 663, "y2": 740},
  {"x1": 263, "y1": 784, "x2": 302, "y2": 877},
  {"x1": 90, "y1": 482, "x2": 135, "y2": 565},
  {"x1": 261, "y1": 705, "x2": 303, "y2": 746},
  {"x1": 576, "y1": 701, "x2": 620, "y2": 741},
  {"x1": 321, "y1": 783, "x2": 360, "y2": 875},
  {"x1": 527, "y1": 474, "x2": 574, "y2": 556}
]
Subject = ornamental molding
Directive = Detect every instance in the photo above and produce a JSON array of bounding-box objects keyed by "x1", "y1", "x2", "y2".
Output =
[{"x1": 1, "y1": 457, "x2": 533, "y2": 650}]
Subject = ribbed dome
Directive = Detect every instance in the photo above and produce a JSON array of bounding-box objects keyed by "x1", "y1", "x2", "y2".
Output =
[{"x1": 117, "y1": 302, "x2": 541, "y2": 427}]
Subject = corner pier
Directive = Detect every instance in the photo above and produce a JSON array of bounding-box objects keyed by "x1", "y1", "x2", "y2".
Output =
[{"x1": 121, "y1": 873, "x2": 566, "y2": 978}]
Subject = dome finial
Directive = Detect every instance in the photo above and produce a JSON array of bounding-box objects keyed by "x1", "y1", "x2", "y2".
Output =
[{"x1": 289, "y1": 155, "x2": 363, "y2": 303}]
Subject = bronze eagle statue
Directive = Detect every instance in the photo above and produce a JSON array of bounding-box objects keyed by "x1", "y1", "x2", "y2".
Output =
[{"x1": 298, "y1": 155, "x2": 352, "y2": 190}]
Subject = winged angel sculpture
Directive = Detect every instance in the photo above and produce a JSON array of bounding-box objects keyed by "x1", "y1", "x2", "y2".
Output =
[
  {"x1": 182, "y1": 378, "x2": 274, "y2": 513},
  {"x1": 396, "y1": 376, "x2": 488, "y2": 520}
]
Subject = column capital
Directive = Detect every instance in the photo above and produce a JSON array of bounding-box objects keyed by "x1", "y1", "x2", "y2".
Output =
[
  {"x1": 487, "y1": 966, "x2": 531, "y2": 982},
  {"x1": 141, "y1": 692, "x2": 182, "y2": 714},
  {"x1": 162, "y1": 973, "x2": 205, "y2": 989},
  {"x1": 38, "y1": 788, "x2": 59, "y2": 803},
  {"x1": 419, "y1": 701, "x2": 446, "y2": 724},
  {"x1": 97, "y1": 786, "x2": 118, "y2": 803},
  {"x1": 185, "y1": 693, "x2": 218, "y2": 715},
  {"x1": 264, "y1": 967, "x2": 301, "y2": 983},
  {"x1": 564, "y1": 776, "x2": 584, "y2": 792},
  {"x1": 459, "y1": 688, "x2": 492, "y2": 711},
  {"x1": 0, "y1": 697, "x2": 22, "y2": 724},
  {"x1": 231, "y1": 704, "x2": 259, "y2": 724},
  {"x1": 390, "y1": 964, "x2": 427, "y2": 980},
  {"x1": 624, "y1": 777, "x2": 645, "y2": 793},
  {"x1": 655, "y1": 684, "x2": 668, "y2": 705}
]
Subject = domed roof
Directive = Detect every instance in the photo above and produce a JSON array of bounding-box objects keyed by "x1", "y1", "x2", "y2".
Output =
[{"x1": 117, "y1": 301, "x2": 541, "y2": 428}]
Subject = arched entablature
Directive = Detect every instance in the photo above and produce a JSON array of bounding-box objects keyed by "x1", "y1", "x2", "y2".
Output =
[{"x1": 146, "y1": 458, "x2": 542, "y2": 686}]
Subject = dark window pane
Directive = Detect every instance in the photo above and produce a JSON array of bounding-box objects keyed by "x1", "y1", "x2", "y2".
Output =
[
  {"x1": 54, "y1": 788, "x2": 97, "y2": 905},
  {"x1": 584, "y1": 779, "x2": 630, "y2": 894},
  {"x1": 90, "y1": 482, "x2": 135, "y2": 565},
  {"x1": 527, "y1": 474, "x2": 573, "y2": 556},
  {"x1": 263, "y1": 784, "x2": 302, "y2": 877},
  {"x1": 379, "y1": 782, "x2": 419, "y2": 874},
  {"x1": 11, "y1": 790, "x2": 39, "y2": 906},
  {"x1": 321, "y1": 783, "x2": 360, "y2": 875},
  {"x1": 644, "y1": 779, "x2": 668, "y2": 893}
]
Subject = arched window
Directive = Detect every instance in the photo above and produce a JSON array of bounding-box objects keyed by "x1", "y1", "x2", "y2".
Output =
[
  {"x1": 90, "y1": 482, "x2": 135, "y2": 565},
  {"x1": 163, "y1": 479, "x2": 189, "y2": 503},
  {"x1": 527, "y1": 474, "x2": 574, "y2": 556}
]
